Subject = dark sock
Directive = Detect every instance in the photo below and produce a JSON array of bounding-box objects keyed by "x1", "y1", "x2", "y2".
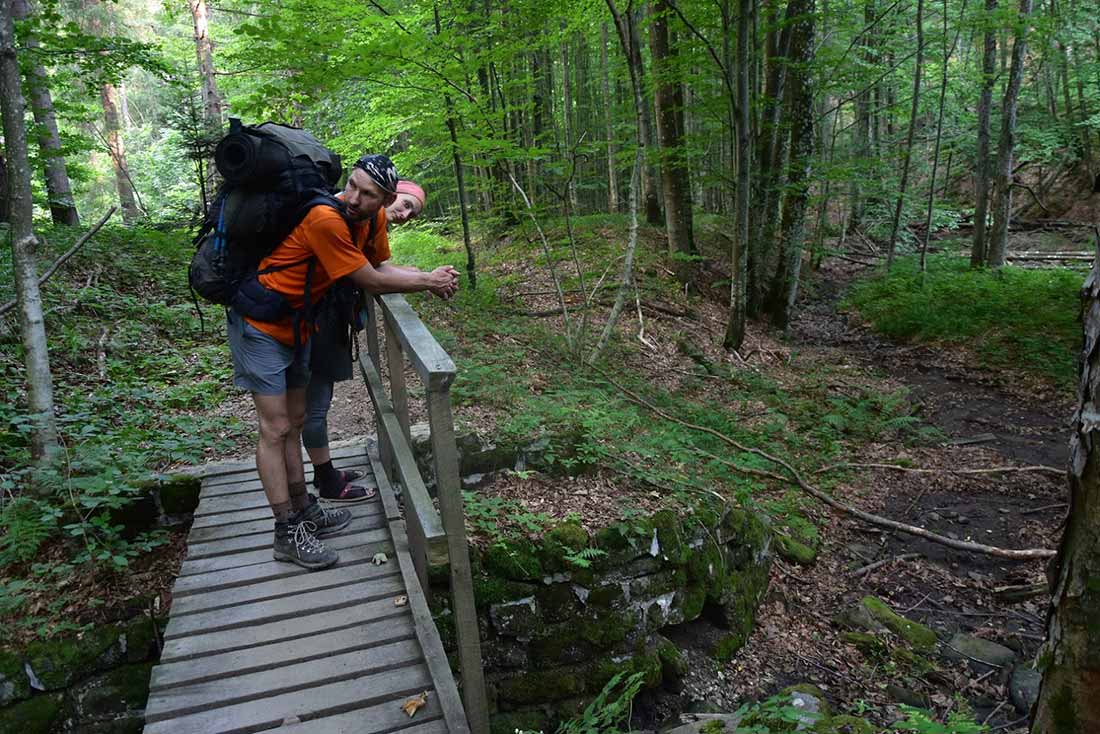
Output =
[
  {"x1": 288, "y1": 481, "x2": 310, "y2": 512},
  {"x1": 271, "y1": 500, "x2": 293, "y2": 523},
  {"x1": 313, "y1": 460, "x2": 340, "y2": 487}
]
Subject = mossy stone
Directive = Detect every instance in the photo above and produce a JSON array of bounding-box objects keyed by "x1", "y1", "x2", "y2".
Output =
[
  {"x1": 72, "y1": 662, "x2": 153, "y2": 718},
  {"x1": 781, "y1": 683, "x2": 832, "y2": 717},
  {"x1": 72, "y1": 718, "x2": 145, "y2": 734},
  {"x1": 712, "y1": 632, "x2": 747, "y2": 662},
  {"x1": 0, "y1": 693, "x2": 63, "y2": 734},
  {"x1": 860, "y1": 597, "x2": 937, "y2": 651},
  {"x1": 528, "y1": 625, "x2": 590, "y2": 666},
  {"x1": 495, "y1": 666, "x2": 586, "y2": 705},
  {"x1": 539, "y1": 522, "x2": 591, "y2": 573},
  {"x1": 481, "y1": 539, "x2": 543, "y2": 580},
  {"x1": 25, "y1": 625, "x2": 123, "y2": 690},
  {"x1": 818, "y1": 714, "x2": 875, "y2": 734},
  {"x1": 680, "y1": 583, "x2": 707, "y2": 622},
  {"x1": 650, "y1": 509, "x2": 687, "y2": 564},
  {"x1": 0, "y1": 650, "x2": 29, "y2": 706},
  {"x1": 775, "y1": 533, "x2": 817, "y2": 565},
  {"x1": 843, "y1": 631, "x2": 885, "y2": 657},
  {"x1": 156, "y1": 474, "x2": 201, "y2": 515},
  {"x1": 534, "y1": 583, "x2": 579, "y2": 623},
  {"x1": 586, "y1": 647, "x2": 662, "y2": 693},
  {"x1": 121, "y1": 615, "x2": 157, "y2": 664},
  {"x1": 472, "y1": 576, "x2": 538, "y2": 610},
  {"x1": 687, "y1": 538, "x2": 728, "y2": 584},
  {"x1": 655, "y1": 636, "x2": 687, "y2": 691},
  {"x1": 586, "y1": 583, "x2": 627, "y2": 610},
  {"x1": 574, "y1": 607, "x2": 640, "y2": 648}
]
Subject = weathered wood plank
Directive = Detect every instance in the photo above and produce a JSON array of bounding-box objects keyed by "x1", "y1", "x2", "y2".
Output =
[
  {"x1": 185, "y1": 512, "x2": 386, "y2": 560},
  {"x1": 197, "y1": 445, "x2": 370, "y2": 487},
  {"x1": 166, "y1": 573, "x2": 404, "y2": 639},
  {"x1": 277, "y1": 700, "x2": 445, "y2": 734},
  {"x1": 372, "y1": 452, "x2": 471, "y2": 734},
  {"x1": 142, "y1": 661, "x2": 433, "y2": 733},
  {"x1": 187, "y1": 502, "x2": 383, "y2": 544},
  {"x1": 172, "y1": 542, "x2": 395, "y2": 597},
  {"x1": 171, "y1": 560, "x2": 396, "y2": 617},
  {"x1": 194, "y1": 486, "x2": 378, "y2": 518},
  {"x1": 161, "y1": 598, "x2": 406, "y2": 663},
  {"x1": 378, "y1": 293, "x2": 455, "y2": 389},
  {"x1": 178, "y1": 528, "x2": 390, "y2": 577},
  {"x1": 199, "y1": 462, "x2": 374, "y2": 498},
  {"x1": 151, "y1": 615, "x2": 416, "y2": 691}
]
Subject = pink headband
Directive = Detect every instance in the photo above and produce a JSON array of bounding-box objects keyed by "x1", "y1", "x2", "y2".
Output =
[{"x1": 395, "y1": 180, "x2": 426, "y2": 206}]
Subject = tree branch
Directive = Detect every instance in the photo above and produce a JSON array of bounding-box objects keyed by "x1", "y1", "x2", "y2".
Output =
[{"x1": 0, "y1": 207, "x2": 117, "y2": 318}]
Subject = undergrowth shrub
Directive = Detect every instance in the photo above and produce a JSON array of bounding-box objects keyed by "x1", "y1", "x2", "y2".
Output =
[{"x1": 845, "y1": 254, "x2": 1081, "y2": 386}]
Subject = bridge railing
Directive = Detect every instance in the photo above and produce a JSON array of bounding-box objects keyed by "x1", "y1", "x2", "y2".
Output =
[{"x1": 358, "y1": 293, "x2": 489, "y2": 734}]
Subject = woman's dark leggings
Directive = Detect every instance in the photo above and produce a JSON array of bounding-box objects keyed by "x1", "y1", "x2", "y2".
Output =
[{"x1": 302, "y1": 378, "x2": 334, "y2": 450}]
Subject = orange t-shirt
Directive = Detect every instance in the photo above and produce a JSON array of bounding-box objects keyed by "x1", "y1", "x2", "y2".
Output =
[{"x1": 245, "y1": 205, "x2": 391, "y2": 345}]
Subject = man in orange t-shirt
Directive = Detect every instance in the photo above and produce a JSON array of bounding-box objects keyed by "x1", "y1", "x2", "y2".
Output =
[{"x1": 226, "y1": 154, "x2": 459, "y2": 570}]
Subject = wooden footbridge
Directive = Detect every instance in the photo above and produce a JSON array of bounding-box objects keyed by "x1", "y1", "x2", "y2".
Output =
[{"x1": 144, "y1": 295, "x2": 489, "y2": 734}]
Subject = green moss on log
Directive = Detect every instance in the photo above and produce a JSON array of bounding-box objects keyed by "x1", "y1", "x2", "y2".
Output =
[{"x1": 860, "y1": 597, "x2": 937, "y2": 651}]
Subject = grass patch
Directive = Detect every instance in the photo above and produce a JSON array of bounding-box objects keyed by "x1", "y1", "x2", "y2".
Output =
[{"x1": 845, "y1": 254, "x2": 1082, "y2": 386}]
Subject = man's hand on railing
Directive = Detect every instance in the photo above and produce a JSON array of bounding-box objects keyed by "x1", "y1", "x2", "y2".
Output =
[{"x1": 427, "y1": 265, "x2": 460, "y2": 300}]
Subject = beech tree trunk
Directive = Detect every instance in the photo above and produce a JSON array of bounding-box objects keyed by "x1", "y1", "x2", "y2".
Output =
[
  {"x1": 987, "y1": 0, "x2": 1034, "y2": 268},
  {"x1": 971, "y1": 0, "x2": 997, "y2": 268},
  {"x1": 885, "y1": 0, "x2": 924, "y2": 267},
  {"x1": 649, "y1": 0, "x2": 694, "y2": 280},
  {"x1": 0, "y1": 0, "x2": 58, "y2": 465},
  {"x1": 724, "y1": 0, "x2": 752, "y2": 351},
  {"x1": 11, "y1": 0, "x2": 79, "y2": 226},
  {"x1": 765, "y1": 0, "x2": 814, "y2": 330},
  {"x1": 189, "y1": 0, "x2": 222, "y2": 201},
  {"x1": 100, "y1": 81, "x2": 141, "y2": 222},
  {"x1": 1030, "y1": 263, "x2": 1100, "y2": 734},
  {"x1": 625, "y1": 7, "x2": 662, "y2": 225},
  {"x1": 601, "y1": 23, "x2": 620, "y2": 213}
]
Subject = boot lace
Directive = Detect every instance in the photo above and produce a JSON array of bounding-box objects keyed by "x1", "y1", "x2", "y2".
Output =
[{"x1": 291, "y1": 521, "x2": 325, "y2": 554}]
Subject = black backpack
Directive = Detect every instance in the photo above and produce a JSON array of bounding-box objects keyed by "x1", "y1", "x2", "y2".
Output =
[{"x1": 188, "y1": 119, "x2": 352, "y2": 331}]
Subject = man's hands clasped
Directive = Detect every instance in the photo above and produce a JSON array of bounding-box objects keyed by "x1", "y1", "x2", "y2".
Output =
[{"x1": 428, "y1": 265, "x2": 460, "y2": 300}]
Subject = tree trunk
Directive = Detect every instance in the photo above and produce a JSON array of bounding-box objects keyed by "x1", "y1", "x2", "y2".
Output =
[
  {"x1": 601, "y1": 23, "x2": 620, "y2": 213},
  {"x1": 188, "y1": 0, "x2": 222, "y2": 202},
  {"x1": 971, "y1": 0, "x2": 997, "y2": 268},
  {"x1": 920, "y1": 0, "x2": 957, "y2": 273},
  {"x1": 626, "y1": 7, "x2": 662, "y2": 225},
  {"x1": 0, "y1": 148, "x2": 8, "y2": 223},
  {"x1": 986, "y1": 0, "x2": 1034, "y2": 269},
  {"x1": 1030, "y1": 263, "x2": 1100, "y2": 734},
  {"x1": 649, "y1": 0, "x2": 694, "y2": 280},
  {"x1": 765, "y1": 0, "x2": 814, "y2": 330},
  {"x1": 11, "y1": 0, "x2": 79, "y2": 226},
  {"x1": 885, "y1": 0, "x2": 924, "y2": 268},
  {"x1": 559, "y1": 23, "x2": 578, "y2": 211},
  {"x1": 724, "y1": 0, "x2": 752, "y2": 350},
  {"x1": 0, "y1": 0, "x2": 58, "y2": 465},
  {"x1": 100, "y1": 81, "x2": 141, "y2": 222}
]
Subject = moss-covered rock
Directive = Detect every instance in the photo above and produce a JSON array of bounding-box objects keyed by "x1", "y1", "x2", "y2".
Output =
[
  {"x1": 156, "y1": 474, "x2": 201, "y2": 515},
  {"x1": 24, "y1": 625, "x2": 124, "y2": 691},
  {"x1": 0, "y1": 693, "x2": 63, "y2": 734},
  {"x1": 489, "y1": 597, "x2": 542, "y2": 638},
  {"x1": 0, "y1": 650, "x2": 29, "y2": 706},
  {"x1": 817, "y1": 714, "x2": 876, "y2": 734},
  {"x1": 650, "y1": 509, "x2": 688, "y2": 564},
  {"x1": 775, "y1": 533, "x2": 817, "y2": 565},
  {"x1": 534, "y1": 582, "x2": 580, "y2": 623},
  {"x1": 860, "y1": 597, "x2": 937, "y2": 651},
  {"x1": 480, "y1": 539, "x2": 544, "y2": 580},
  {"x1": 713, "y1": 633, "x2": 747, "y2": 662},
  {"x1": 495, "y1": 665, "x2": 587, "y2": 705},
  {"x1": 121, "y1": 615, "x2": 157, "y2": 664},
  {"x1": 489, "y1": 710, "x2": 550, "y2": 734},
  {"x1": 71, "y1": 662, "x2": 153, "y2": 719},
  {"x1": 539, "y1": 522, "x2": 591, "y2": 574},
  {"x1": 655, "y1": 635, "x2": 687, "y2": 691}
]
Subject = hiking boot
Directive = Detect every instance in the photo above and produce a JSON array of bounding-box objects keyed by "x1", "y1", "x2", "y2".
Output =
[
  {"x1": 273, "y1": 519, "x2": 339, "y2": 570},
  {"x1": 299, "y1": 494, "x2": 352, "y2": 537}
]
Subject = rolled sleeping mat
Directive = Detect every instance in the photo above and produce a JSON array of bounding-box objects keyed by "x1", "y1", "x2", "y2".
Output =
[{"x1": 215, "y1": 131, "x2": 292, "y2": 185}]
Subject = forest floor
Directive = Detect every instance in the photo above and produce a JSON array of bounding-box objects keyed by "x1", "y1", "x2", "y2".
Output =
[{"x1": 627, "y1": 254, "x2": 1070, "y2": 732}]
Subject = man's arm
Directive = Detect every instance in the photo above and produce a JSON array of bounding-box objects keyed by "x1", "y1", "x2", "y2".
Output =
[{"x1": 346, "y1": 260, "x2": 458, "y2": 298}]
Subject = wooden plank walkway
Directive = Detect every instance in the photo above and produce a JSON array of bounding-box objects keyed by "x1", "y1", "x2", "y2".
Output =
[{"x1": 145, "y1": 444, "x2": 470, "y2": 734}]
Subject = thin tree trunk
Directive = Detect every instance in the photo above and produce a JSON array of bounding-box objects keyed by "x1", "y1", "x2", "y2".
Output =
[
  {"x1": 601, "y1": 23, "x2": 620, "y2": 213},
  {"x1": 649, "y1": 0, "x2": 694, "y2": 280},
  {"x1": 99, "y1": 82, "x2": 140, "y2": 222},
  {"x1": 765, "y1": 0, "x2": 814, "y2": 330},
  {"x1": 626, "y1": 7, "x2": 662, "y2": 225},
  {"x1": 0, "y1": 0, "x2": 58, "y2": 465},
  {"x1": 986, "y1": 0, "x2": 1034, "y2": 268},
  {"x1": 591, "y1": 149, "x2": 642, "y2": 363},
  {"x1": 189, "y1": 0, "x2": 222, "y2": 201},
  {"x1": 885, "y1": 0, "x2": 924, "y2": 268},
  {"x1": 1030, "y1": 261, "x2": 1100, "y2": 734},
  {"x1": 11, "y1": 0, "x2": 79, "y2": 226},
  {"x1": 724, "y1": 0, "x2": 752, "y2": 351},
  {"x1": 971, "y1": 0, "x2": 997, "y2": 267},
  {"x1": 559, "y1": 23, "x2": 578, "y2": 211}
]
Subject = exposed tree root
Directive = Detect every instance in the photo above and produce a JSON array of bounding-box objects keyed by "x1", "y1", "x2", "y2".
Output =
[{"x1": 815, "y1": 461, "x2": 1063, "y2": 477}]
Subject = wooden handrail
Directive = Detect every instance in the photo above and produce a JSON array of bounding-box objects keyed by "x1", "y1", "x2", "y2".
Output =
[{"x1": 359, "y1": 293, "x2": 489, "y2": 734}]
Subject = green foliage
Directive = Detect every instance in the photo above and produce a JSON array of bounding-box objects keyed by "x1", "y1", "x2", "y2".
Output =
[
  {"x1": 562, "y1": 546, "x2": 607, "y2": 569},
  {"x1": 890, "y1": 706, "x2": 989, "y2": 734},
  {"x1": 732, "y1": 694, "x2": 824, "y2": 733},
  {"x1": 846, "y1": 254, "x2": 1081, "y2": 386},
  {"x1": 555, "y1": 671, "x2": 646, "y2": 734}
]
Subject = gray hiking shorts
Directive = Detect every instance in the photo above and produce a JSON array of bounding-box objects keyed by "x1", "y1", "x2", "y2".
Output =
[{"x1": 226, "y1": 311, "x2": 311, "y2": 395}]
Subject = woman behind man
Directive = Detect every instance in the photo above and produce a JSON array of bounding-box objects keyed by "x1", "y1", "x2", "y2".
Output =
[{"x1": 305, "y1": 180, "x2": 427, "y2": 501}]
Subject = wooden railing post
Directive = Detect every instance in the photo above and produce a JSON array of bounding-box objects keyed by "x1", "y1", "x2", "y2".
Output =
[
  {"x1": 384, "y1": 310, "x2": 413, "y2": 449},
  {"x1": 365, "y1": 298, "x2": 392, "y2": 474},
  {"x1": 427, "y1": 381, "x2": 490, "y2": 734}
]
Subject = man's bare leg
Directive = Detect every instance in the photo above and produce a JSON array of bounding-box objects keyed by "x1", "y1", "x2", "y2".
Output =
[
  {"x1": 284, "y1": 387, "x2": 310, "y2": 512},
  {"x1": 253, "y1": 392, "x2": 291, "y2": 511}
]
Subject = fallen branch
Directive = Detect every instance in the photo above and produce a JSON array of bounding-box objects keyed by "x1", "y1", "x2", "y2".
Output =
[
  {"x1": 816, "y1": 461, "x2": 1063, "y2": 477},
  {"x1": 1020, "y1": 502, "x2": 1067, "y2": 516},
  {"x1": 597, "y1": 370, "x2": 1056, "y2": 561},
  {"x1": 849, "y1": 552, "x2": 921, "y2": 578},
  {"x1": 0, "y1": 207, "x2": 117, "y2": 318}
]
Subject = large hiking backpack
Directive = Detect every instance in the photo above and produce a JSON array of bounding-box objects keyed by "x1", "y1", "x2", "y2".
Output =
[{"x1": 188, "y1": 118, "x2": 350, "y2": 318}]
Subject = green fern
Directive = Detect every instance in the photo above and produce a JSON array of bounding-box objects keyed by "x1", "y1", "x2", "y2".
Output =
[
  {"x1": 563, "y1": 546, "x2": 608, "y2": 569},
  {"x1": 556, "y1": 671, "x2": 646, "y2": 734},
  {"x1": 0, "y1": 498, "x2": 56, "y2": 566}
]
